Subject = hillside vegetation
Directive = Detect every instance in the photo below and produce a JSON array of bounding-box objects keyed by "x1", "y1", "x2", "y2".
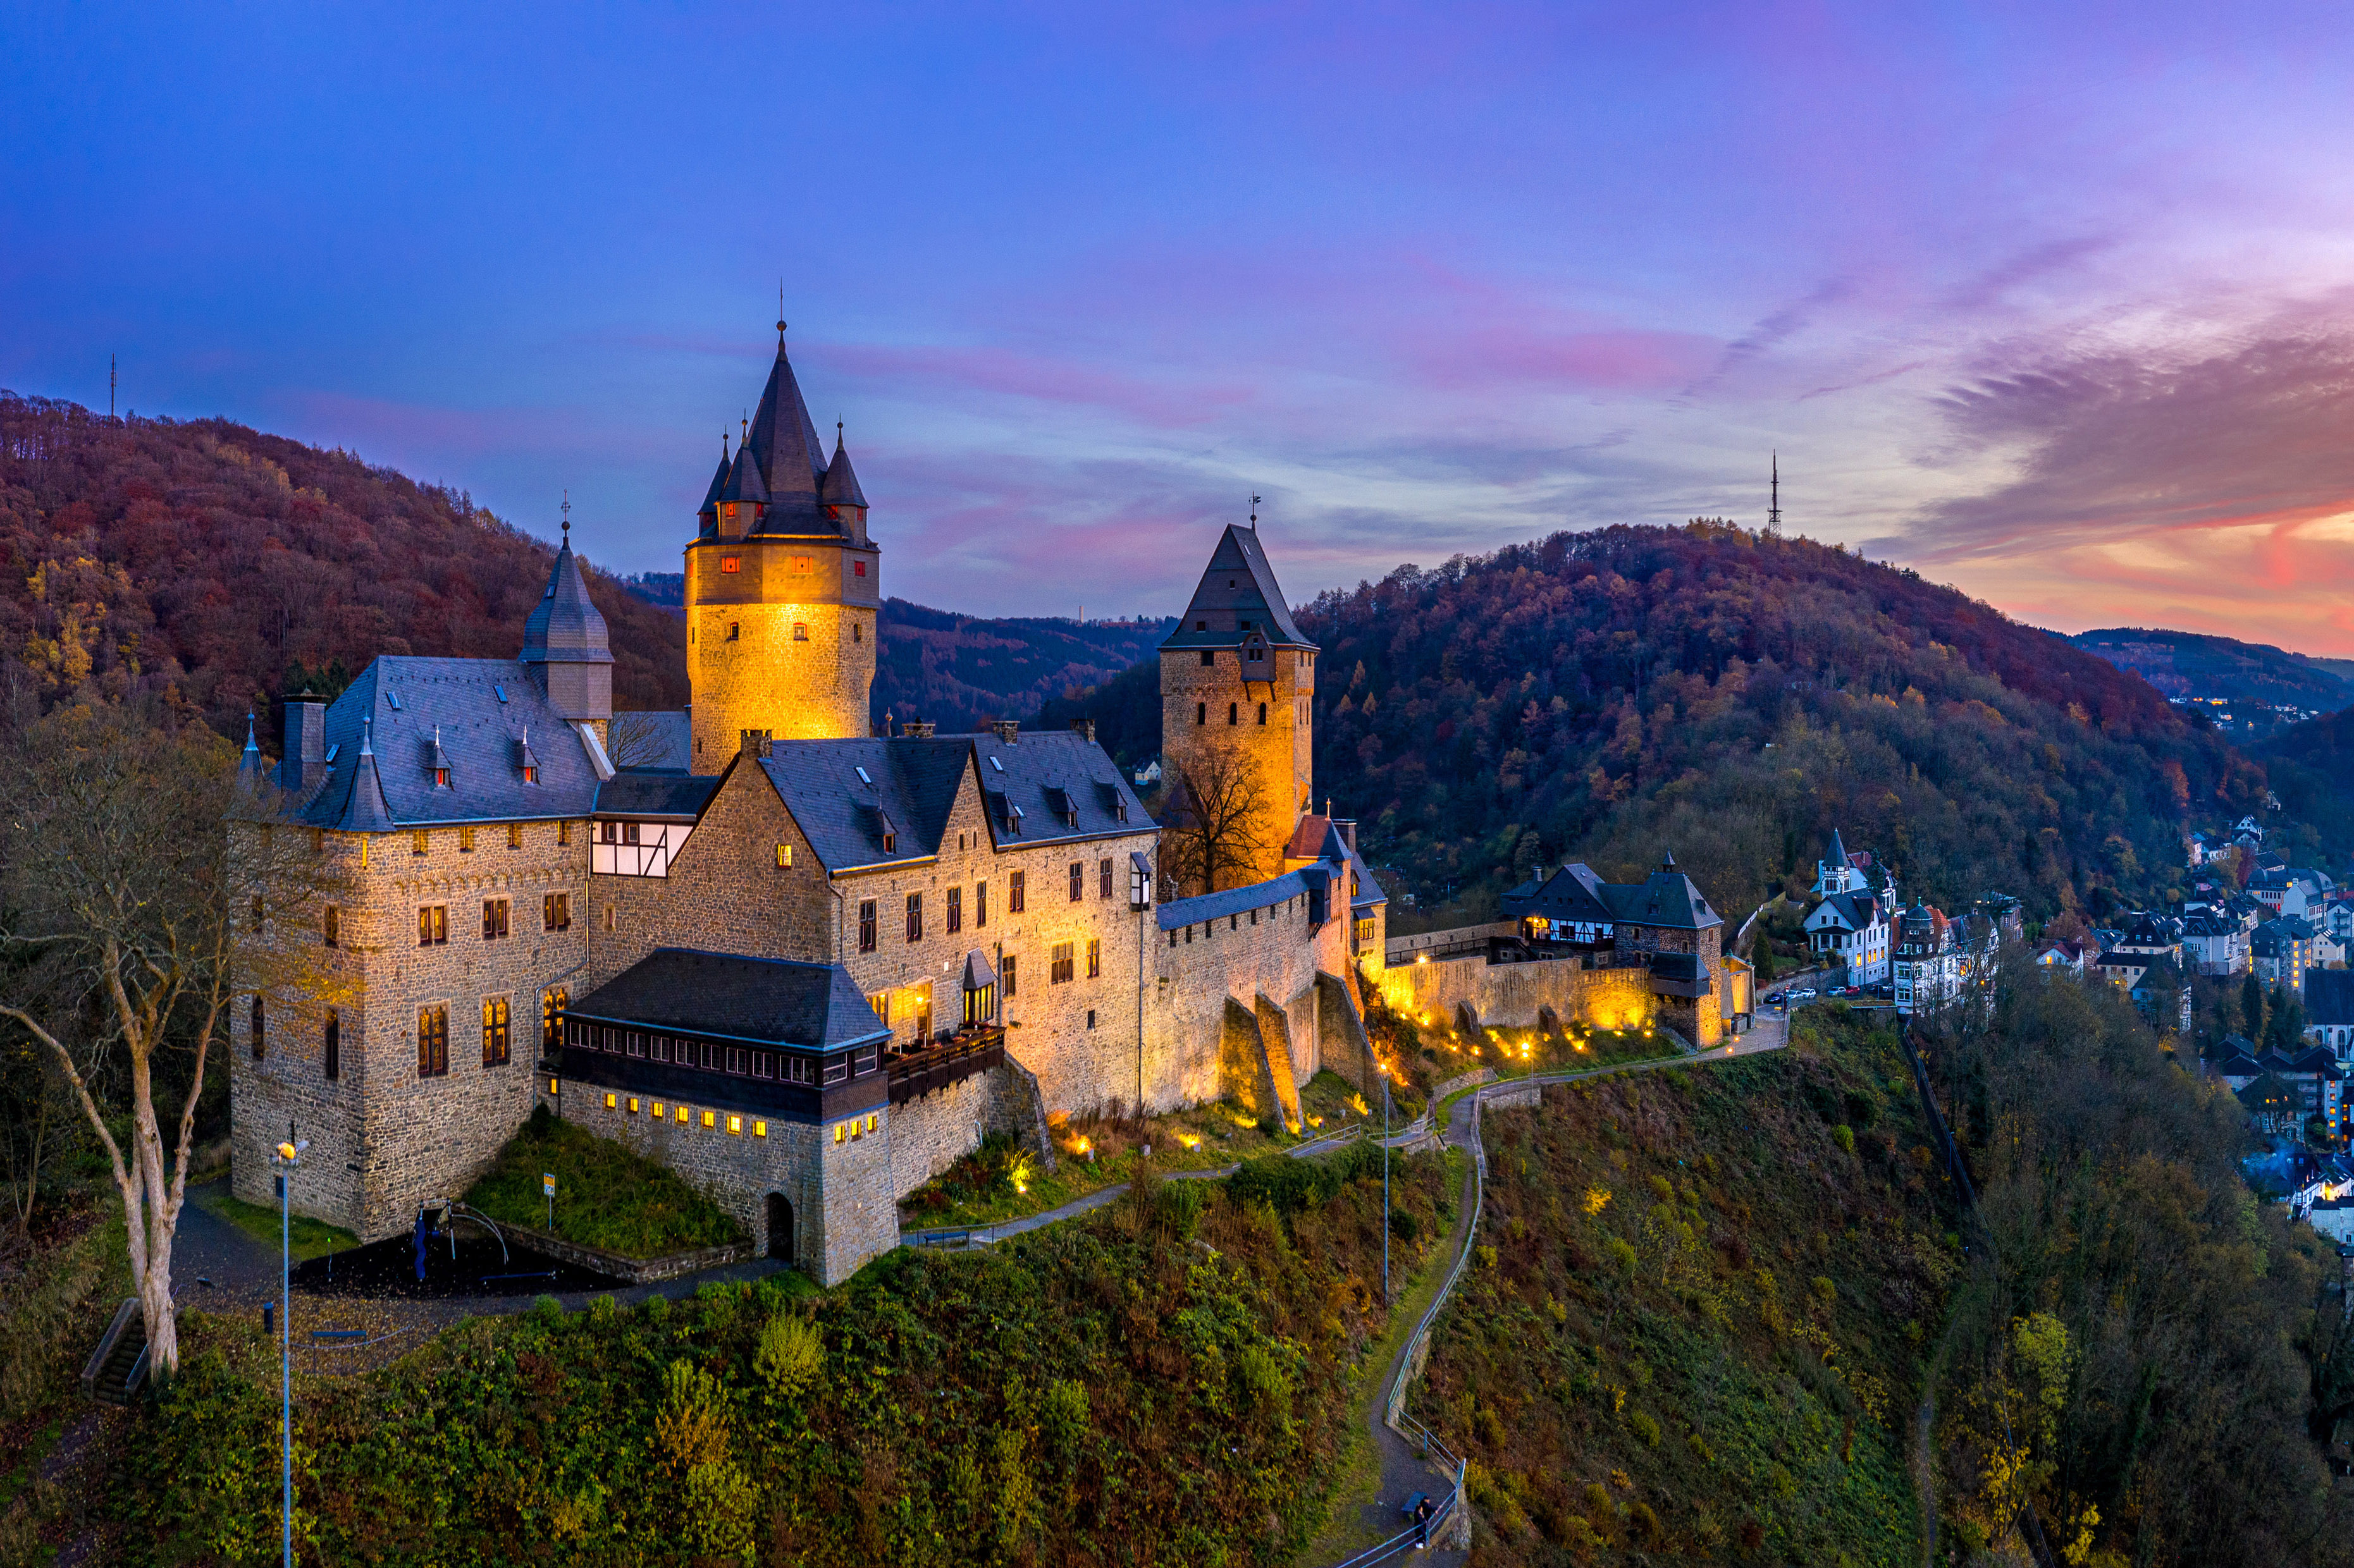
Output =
[
  {"x1": 872, "y1": 601, "x2": 1172, "y2": 738},
  {"x1": 113, "y1": 1146, "x2": 1451, "y2": 1566},
  {"x1": 0, "y1": 393, "x2": 688, "y2": 737},
  {"x1": 1923, "y1": 974, "x2": 2354, "y2": 1565},
  {"x1": 2069, "y1": 627, "x2": 2354, "y2": 711},
  {"x1": 1423, "y1": 1014, "x2": 1951, "y2": 1565}
]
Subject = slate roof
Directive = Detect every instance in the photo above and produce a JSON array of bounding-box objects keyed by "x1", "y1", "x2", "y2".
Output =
[
  {"x1": 1276, "y1": 814, "x2": 1386, "y2": 910},
  {"x1": 1503, "y1": 861, "x2": 1722, "y2": 931},
  {"x1": 1159, "y1": 525, "x2": 1313, "y2": 651},
  {"x1": 291, "y1": 658, "x2": 600, "y2": 830},
  {"x1": 1824, "y1": 829, "x2": 1850, "y2": 874},
  {"x1": 2308, "y1": 969, "x2": 2354, "y2": 1028},
  {"x1": 567, "y1": 948, "x2": 887, "y2": 1050},
  {"x1": 519, "y1": 537, "x2": 612, "y2": 669},
  {"x1": 715, "y1": 439, "x2": 770, "y2": 505},
  {"x1": 698, "y1": 440, "x2": 731, "y2": 518},
  {"x1": 754, "y1": 729, "x2": 1149, "y2": 875},
  {"x1": 1613, "y1": 864, "x2": 1723, "y2": 930},
  {"x1": 1809, "y1": 891, "x2": 1882, "y2": 933},
  {"x1": 1159, "y1": 867, "x2": 1324, "y2": 933},
  {"x1": 1501, "y1": 864, "x2": 1618, "y2": 925},
  {"x1": 820, "y1": 431, "x2": 868, "y2": 509},
  {"x1": 596, "y1": 771, "x2": 722, "y2": 820},
  {"x1": 740, "y1": 338, "x2": 833, "y2": 534}
]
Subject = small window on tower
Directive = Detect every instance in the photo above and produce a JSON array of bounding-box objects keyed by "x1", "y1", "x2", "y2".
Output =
[
  {"x1": 1199, "y1": 650, "x2": 1214, "y2": 667},
  {"x1": 727, "y1": 622, "x2": 740, "y2": 641},
  {"x1": 792, "y1": 623, "x2": 809, "y2": 641},
  {"x1": 1228, "y1": 702, "x2": 1239, "y2": 725},
  {"x1": 852, "y1": 622, "x2": 861, "y2": 643},
  {"x1": 1195, "y1": 702, "x2": 1207, "y2": 726},
  {"x1": 1258, "y1": 702, "x2": 1268, "y2": 724},
  {"x1": 721, "y1": 556, "x2": 741, "y2": 573},
  {"x1": 854, "y1": 560, "x2": 867, "y2": 577},
  {"x1": 789, "y1": 556, "x2": 814, "y2": 574}
]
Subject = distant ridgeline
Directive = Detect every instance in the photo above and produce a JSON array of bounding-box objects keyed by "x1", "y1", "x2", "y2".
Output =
[
  {"x1": 2069, "y1": 626, "x2": 2354, "y2": 713},
  {"x1": 1051, "y1": 523, "x2": 2269, "y2": 927}
]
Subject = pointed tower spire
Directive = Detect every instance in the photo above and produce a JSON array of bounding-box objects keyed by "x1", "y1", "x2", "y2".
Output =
[
  {"x1": 233, "y1": 711, "x2": 268, "y2": 810},
  {"x1": 521, "y1": 501, "x2": 614, "y2": 725},
  {"x1": 820, "y1": 420, "x2": 869, "y2": 514},
  {"x1": 698, "y1": 433, "x2": 732, "y2": 537},
  {"x1": 740, "y1": 314, "x2": 830, "y2": 532},
  {"x1": 343, "y1": 716, "x2": 395, "y2": 833}
]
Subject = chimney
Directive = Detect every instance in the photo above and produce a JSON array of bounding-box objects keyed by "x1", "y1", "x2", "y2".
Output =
[
  {"x1": 1333, "y1": 818, "x2": 1357, "y2": 855},
  {"x1": 280, "y1": 693, "x2": 326, "y2": 792},
  {"x1": 1071, "y1": 718, "x2": 1096, "y2": 745},
  {"x1": 902, "y1": 720, "x2": 936, "y2": 739},
  {"x1": 991, "y1": 719, "x2": 1021, "y2": 745},
  {"x1": 740, "y1": 729, "x2": 773, "y2": 759}
]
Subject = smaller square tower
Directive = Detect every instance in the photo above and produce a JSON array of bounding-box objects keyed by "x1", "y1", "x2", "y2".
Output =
[{"x1": 1158, "y1": 524, "x2": 1317, "y2": 889}]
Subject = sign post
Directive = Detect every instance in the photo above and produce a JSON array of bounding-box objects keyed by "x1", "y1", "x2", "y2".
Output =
[{"x1": 542, "y1": 1172, "x2": 555, "y2": 1231}]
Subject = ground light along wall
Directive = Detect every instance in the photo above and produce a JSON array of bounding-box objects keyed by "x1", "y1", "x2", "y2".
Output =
[{"x1": 1379, "y1": 952, "x2": 1657, "y2": 1041}]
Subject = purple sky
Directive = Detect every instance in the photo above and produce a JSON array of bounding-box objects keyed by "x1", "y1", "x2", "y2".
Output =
[{"x1": 10, "y1": 3, "x2": 2354, "y2": 646}]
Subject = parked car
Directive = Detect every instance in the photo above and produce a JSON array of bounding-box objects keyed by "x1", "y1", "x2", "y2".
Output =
[{"x1": 1789, "y1": 988, "x2": 1818, "y2": 1001}]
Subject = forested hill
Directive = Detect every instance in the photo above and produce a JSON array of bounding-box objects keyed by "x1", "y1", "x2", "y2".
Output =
[
  {"x1": 0, "y1": 393, "x2": 689, "y2": 735},
  {"x1": 1302, "y1": 525, "x2": 2263, "y2": 924},
  {"x1": 2070, "y1": 625, "x2": 2354, "y2": 710}
]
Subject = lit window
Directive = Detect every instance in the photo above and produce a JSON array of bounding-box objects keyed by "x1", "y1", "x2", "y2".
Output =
[
  {"x1": 628, "y1": 1096, "x2": 639, "y2": 1114},
  {"x1": 546, "y1": 1077, "x2": 558, "y2": 1094},
  {"x1": 792, "y1": 623, "x2": 809, "y2": 641},
  {"x1": 507, "y1": 823, "x2": 522, "y2": 848},
  {"x1": 653, "y1": 1101, "x2": 666, "y2": 1118},
  {"x1": 866, "y1": 1113, "x2": 877, "y2": 1134},
  {"x1": 558, "y1": 820, "x2": 573, "y2": 846},
  {"x1": 754, "y1": 1120, "x2": 767, "y2": 1137},
  {"x1": 853, "y1": 561, "x2": 866, "y2": 577},
  {"x1": 727, "y1": 1114, "x2": 743, "y2": 1135},
  {"x1": 605, "y1": 1093, "x2": 617, "y2": 1110},
  {"x1": 789, "y1": 556, "x2": 813, "y2": 574},
  {"x1": 412, "y1": 830, "x2": 428, "y2": 855},
  {"x1": 775, "y1": 843, "x2": 792, "y2": 868},
  {"x1": 417, "y1": 1007, "x2": 450, "y2": 1077},
  {"x1": 702, "y1": 1110, "x2": 716, "y2": 1129},
  {"x1": 459, "y1": 826, "x2": 476, "y2": 852},
  {"x1": 676, "y1": 1105, "x2": 689, "y2": 1124},
  {"x1": 721, "y1": 556, "x2": 741, "y2": 573},
  {"x1": 834, "y1": 1123, "x2": 846, "y2": 1144}
]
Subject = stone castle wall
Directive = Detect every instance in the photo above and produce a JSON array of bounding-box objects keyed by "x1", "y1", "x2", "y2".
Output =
[
  {"x1": 1146, "y1": 883, "x2": 1348, "y2": 1114},
  {"x1": 231, "y1": 818, "x2": 589, "y2": 1241},
  {"x1": 1376, "y1": 953, "x2": 1656, "y2": 1038},
  {"x1": 1158, "y1": 647, "x2": 1313, "y2": 885},
  {"x1": 684, "y1": 534, "x2": 879, "y2": 764}
]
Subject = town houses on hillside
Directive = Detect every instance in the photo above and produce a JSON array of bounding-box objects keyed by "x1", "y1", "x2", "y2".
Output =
[{"x1": 1797, "y1": 830, "x2": 2016, "y2": 1017}]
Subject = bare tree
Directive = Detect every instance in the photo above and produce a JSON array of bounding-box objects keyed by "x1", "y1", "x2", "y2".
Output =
[
  {"x1": 0, "y1": 702, "x2": 345, "y2": 1373},
  {"x1": 1162, "y1": 752, "x2": 1271, "y2": 895},
  {"x1": 605, "y1": 710, "x2": 677, "y2": 771}
]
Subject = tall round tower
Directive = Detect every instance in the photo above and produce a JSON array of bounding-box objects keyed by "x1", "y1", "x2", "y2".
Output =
[{"x1": 686, "y1": 325, "x2": 879, "y2": 770}]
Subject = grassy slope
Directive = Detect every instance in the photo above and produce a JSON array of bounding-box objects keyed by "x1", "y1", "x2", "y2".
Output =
[
  {"x1": 462, "y1": 1110, "x2": 744, "y2": 1258},
  {"x1": 116, "y1": 1145, "x2": 1455, "y2": 1567},
  {"x1": 1417, "y1": 1007, "x2": 1957, "y2": 1566}
]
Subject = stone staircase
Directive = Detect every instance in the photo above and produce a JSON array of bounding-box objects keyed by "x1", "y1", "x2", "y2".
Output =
[{"x1": 80, "y1": 1298, "x2": 150, "y2": 1406}]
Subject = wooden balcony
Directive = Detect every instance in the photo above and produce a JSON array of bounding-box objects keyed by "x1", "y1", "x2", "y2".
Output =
[{"x1": 887, "y1": 1027, "x2": 1006, "y2": 1106}]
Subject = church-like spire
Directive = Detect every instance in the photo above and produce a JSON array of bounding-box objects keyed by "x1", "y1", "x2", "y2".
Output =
[
  {"x1": 698, "y1": 432, "x2": 731, "y2": 530},
  {"x1": 345, "y1": 716, "x2": 395, "y2": 833}
]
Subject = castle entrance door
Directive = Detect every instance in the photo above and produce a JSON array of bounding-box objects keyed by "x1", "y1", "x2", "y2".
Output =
[{"x1": 767, "y1": 1193, "x2": 794, "y2": 1262}]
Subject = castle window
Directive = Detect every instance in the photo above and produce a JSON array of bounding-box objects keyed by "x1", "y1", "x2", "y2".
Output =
[
  {"x1": 976, "y1": 880, "x2": 989, "y2": 927},
  {"x1": 605, "y1": 1093, "x2": 617, "y2": 1110},
  {"x1": 624, "y1": 822, "x2": 641, "y2": 847},
  {"x1": 947, "y1": 886, "x2": 963, "y2": 934},
  {"x1": 1099, "y1": 857, "x2": 1113, "y2": 899},
  {"x1": 435, "y1": 766, "x2": 450, "y2": 788},
  {"x1": 418, "y1": 905, "x2": 447, "y2": 946},
  {"x1": 1195, "y1": 702, "x2": 1206, "y2": 726},
  {"x1": 543, "y1": 892, "x2": 570, "y2": 931},
  {"x1": 824, "y1": 1056, "x2": 849, "y2": 1086},
  {"x1": 789, "y1": 556, "x2": 813, "y2": 574},
  {"x1": 324, "y1": 906, "x2": 339, "y2": 947},
  {"x1": 859, "y1": 899, "x2": 877, "y2": 952},
  {"x1": 250, "y1": 894, "x2": 264, "y2": 933},
  {"x1": 727, "y1": 622, "x2": 739, "y2": 641},
  {"x1": 1051, "y1": 943, "x2": 1075, "y2": 984},
  {"x1": 523, "y1": 764, "x2": 538, "y2": 783},
  {"x1": 629, "y1": 1033, "x2": 645, "y2": 1057},
  {"x1": 1195, "y1": 620, "x2": 1206, "y2": 630},
  {"x1": 653, "y1": 1036, "x2": 670, "y2": 1062},
  {"x1": 482, "y1": 898, "x2": 510, "y2": 940},
  {"x1": 250, "y1": 994, "x2": 265, "y2": 1059},
  {"x1": 417, "y1": 1006, "x2": 448, "y2": 1077},
  {"x1": 1009, "y1": 871, "x2": 1026, "y2": 913},
  {"x1": 1002, "y1": 954, "x2": 1018, "y2": 996},
  {"x1": 459, "y1": 827, "x2": 476, "y2": 852},
  {"x1": 1087, "y1": 938, "x2": 1101, "y2": 979},
  {"x1": 324, "y1": 1010, "x2": 339, "y2": 1080},
  {"x1": 727, "y1": 1047, "x2": 747, "y2": 1074},
  {"x1": 721, "y1": 556, "x2": 741, "y2": 573},
  {"x1": 1069, "y1": 861, "x2": 1083, "y2": 902},
  {"x1": 1258, "y1": 702, "x2": 1267, "y2": 724},
  {"x1": 558, "y1": 820, "x2": 573, "y2": 846},
  {"x1": 793, "y1": 623, "x2": 809, "y2": 642},
  {"x1": 854, "y1": 560, "x2": 867, "y2": 577},
  {"x1": 1087, "y1": 1009, "x2": 1097, "y2": 1029},
  {"x1": 755, "y1": 1051, "x2": 774, "y2": 1078},
  {"x1": 1228, "y1": 702, "x2": 1238, "y2": 725},
  {"x1": 853, "y1": 622, "x2": 861, "y2": 643},
  {"x1": 600, "y1": 821, "x2": 615, "y2": 843},
  {"x1": 728, "y1": 1114, "x2": 743, "y2": 1136},
  {"x1": 605, "y1": 905, "x2": 615, "y2": 931},
  {"x1": 1199, "y1": 650, "x2": 1214, "y2": 667},
  {"x1": 507, "y1": 823, "x2": 522, "y2": 848},
  {"x1": 483, "y1": 996, "x2": 510, "y2": 1065},
  {"x1": 653, "y1": 1100, "x2": 666, "y2": 1120},
  {"x1": 541, "y1": 987, "x2": 567, "y2": 1048},
  {"x1": 1247, "y1": 647, "x2": 1264, "y2": 662},
  {"x1": 906, "y1": 892, "x2": 923, "y2": 943},
  {"x1": 412, "y1": 830, "x2": 428, "y2": 855},
  {"x1": 775, "y1": 843, "x2": 792, "y2": 869}
]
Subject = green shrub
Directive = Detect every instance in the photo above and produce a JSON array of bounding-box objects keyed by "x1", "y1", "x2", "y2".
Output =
[
  {"x1": 587, "y1": 1294, "x2": 618, "y2": 1324},
  {"x1": 1832, "y1": 1124, "x2": 1856, "y2": 1155},
  {"x1": 530, "y1": 1293, "x2": 563, "y2": 1323},
  {"x1": 1627, "y1": 1409, "x2": 1661, "y2": 1446},
  {"x1": 755, "y1": 1312, "x2": 823, "y2": 1400},
  {"x1": 1152, "y1": 1177, "x2": 1206, "y2": 1242},
  {"x1": 1647, "y1": 1173, "x2": 1674, "y2": 1202},
  {"x1": 1389, "y1": 1208, "x2": 1420, "y2": 1242},
  {"x1": 1476, "y1": 1244, "x2": 1498, "y2": 1269},
  {"x1": 1234, "y1": 1344, "x2": 1293, "y2": 1426},
  {"x1": 1813, "y1": 1275, "x2": 1837, "y2": 1303},
  {"x1": 1607, "y1": 1237, "x2": 1638, "y2": 1278}
]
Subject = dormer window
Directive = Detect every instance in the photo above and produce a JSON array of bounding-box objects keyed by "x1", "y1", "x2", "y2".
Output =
[
  {"x1": 434, "y1": 767, "x2": 449, "y2": 788},
  {"x1": 882, "y1": 830, "x2": 897, "y2": 854},
  {"x1": 522, "y1": 765, "x2": 538, "y2": 784}
]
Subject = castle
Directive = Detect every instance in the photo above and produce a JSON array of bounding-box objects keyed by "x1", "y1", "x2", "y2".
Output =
[{"x1": 228, "y1": 324, "x2": 1393, "y2": 1283}]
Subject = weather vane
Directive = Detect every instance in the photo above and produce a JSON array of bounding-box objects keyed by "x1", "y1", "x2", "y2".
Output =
[
  {"x1": 1250, "y1": 493, "x2": 1262, "y2": 525},
  {"x1": 561, "y1": 490, "x2": 570, "y2": 539}
]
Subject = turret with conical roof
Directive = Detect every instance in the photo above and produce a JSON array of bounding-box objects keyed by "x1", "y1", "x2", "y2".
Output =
[
  {"x1": 1158, "y1": 518, "x2": 1319, "y2": 888},
  {"x1": 521, "y1": 508, "x2": 614, "y2": 731},
  {"x1": 696, "y1": 436, "x2": 732, "y2": 539},
  {"x1": 682, "y1": 321, "x2": 881, "y2": 767}
]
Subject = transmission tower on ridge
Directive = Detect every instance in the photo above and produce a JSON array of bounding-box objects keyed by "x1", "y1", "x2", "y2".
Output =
[{"x1": 1766, "y1": 452, "x2": 1782, "y2": 536}]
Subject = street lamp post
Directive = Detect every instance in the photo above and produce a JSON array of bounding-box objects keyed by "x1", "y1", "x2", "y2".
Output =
[
  {"x1": 271, "y1": 1136, "x2": 308, "y2": 1568},
  {"x1": 1381, "y1": 1074, "x2": 1391, "y2": 1305}
]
